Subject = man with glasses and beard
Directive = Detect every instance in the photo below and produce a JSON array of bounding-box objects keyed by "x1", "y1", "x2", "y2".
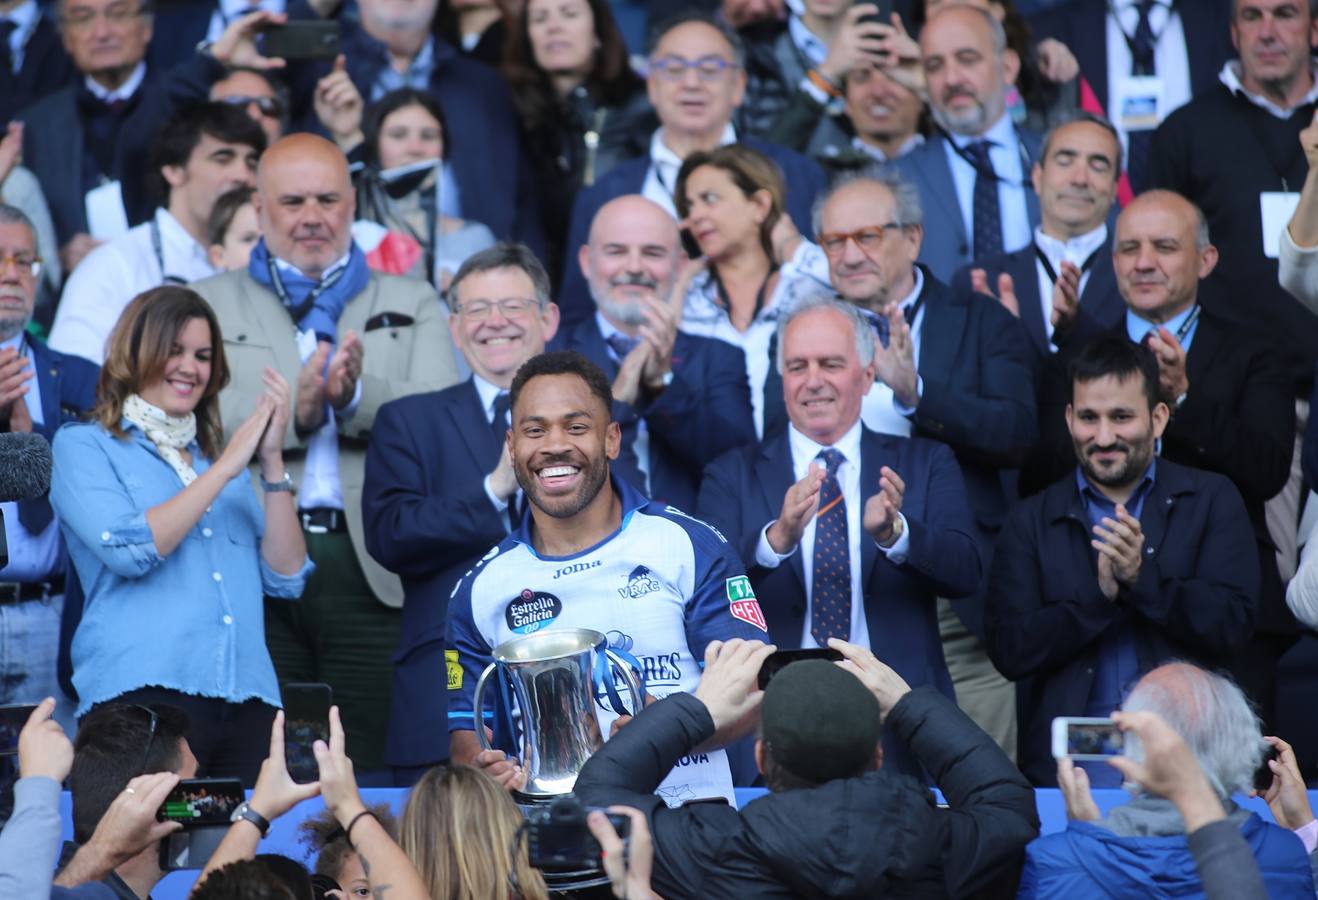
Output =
[
  {"x1": 984, "y1": 334, "x2": 1259, "y2": 786},
  {"x1": 553, "y1": 194, "x2": 755, "y2": 511},
  {"x1": 447, "y1": 350, "x2": 766, "y2": 799}
]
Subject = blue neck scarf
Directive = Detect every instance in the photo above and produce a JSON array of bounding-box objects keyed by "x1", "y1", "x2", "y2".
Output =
[{"x1": 247, "y1": 238, "x2": 371, "y2": 343}]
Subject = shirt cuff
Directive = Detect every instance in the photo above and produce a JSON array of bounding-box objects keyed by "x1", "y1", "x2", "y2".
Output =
[
  {"x1": 1295, "y1": 817, "x2": 1318, "y2": 854},
  {"x1": 798, "y1": 74, "x2": 833, "y2": 106},
  {"x1": 260, "y1": 555, "x2": 316, "y2": 599},
  {"x1": 893, "y1": 375, "x2": 924, "y2": 415},
  {"x1": 337, "y1": 378, "x2": 364, "y2": 422},
  {"x1": 755, "y1": 521, "x2": 796, "y2": 568},
  {"x1": 876, "y1": 513, "x2": 911, "y2": 564},
  {"x1": 483, "y1": 474, "x2": 509, "y2": 513}
]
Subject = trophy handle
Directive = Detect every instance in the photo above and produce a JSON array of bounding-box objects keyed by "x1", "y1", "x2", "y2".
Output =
[
  {"x1": 605, "y1": 649, "x2": 645, "y2": 716},
  {"x1": 472, "y1": 662, "x2": 499, "y2": 751}
]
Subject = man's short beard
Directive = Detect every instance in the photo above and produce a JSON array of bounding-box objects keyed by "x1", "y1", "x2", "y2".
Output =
[
  {"x1": 1075, "y1": 434, "x2": 1155, "y2": 490},
  {"x1": 930, "y1": 96, "x2": 993, "y2": 137},
  {"x1": 516, "y1": 454, "x2": 611, "y2": 520},
  {"x1": 0, "y1": 312, "x2": 28, "y2": 344}
]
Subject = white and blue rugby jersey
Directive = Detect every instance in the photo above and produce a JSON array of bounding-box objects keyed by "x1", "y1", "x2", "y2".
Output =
[{"x1": 447, "y1": 475, "x2": 766, "y2": 805}]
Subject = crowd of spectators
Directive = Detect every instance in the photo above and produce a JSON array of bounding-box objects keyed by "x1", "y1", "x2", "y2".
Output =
[{"x1": 3, "y1": 0, "x2": 1318, "y2": 896}]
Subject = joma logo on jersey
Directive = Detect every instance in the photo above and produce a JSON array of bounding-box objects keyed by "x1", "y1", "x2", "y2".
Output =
[
  {"x1": 505, "y1": 589, "x2": 563, "y2": 634},
  {"x1": 618, "y1": 565, "x2": 662, "y2": 599},
  {"x1": 553, "y1": 560, "x2": 602, "y2": 579}
]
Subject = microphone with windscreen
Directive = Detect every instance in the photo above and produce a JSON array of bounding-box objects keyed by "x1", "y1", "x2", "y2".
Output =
[{"x1": 0, "y1": 432, "x2": 54, "y2": 570}]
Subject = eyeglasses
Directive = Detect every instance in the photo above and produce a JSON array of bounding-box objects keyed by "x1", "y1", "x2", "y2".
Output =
[
  {"x1": 60, "y1": 3, "x2": 148, "y2": 30},
  {"x1": 457, "y1": 297, "x2": 539, "y2": 320},
  {"x1": 817, "y1": 224, "x2": 905, "y2": 258},
  {"x1": 218, "y1": 94, "x2": 284, "y2": 119},
  {"x1": 649, "y1": 54, "x2": 740, "y2": 82},
  {"x1": 128, "y1": 704, "x2": 160, "y2": 776},
  {"x1": 0, "y1": 253, "x2": 41, "y2": 278}
]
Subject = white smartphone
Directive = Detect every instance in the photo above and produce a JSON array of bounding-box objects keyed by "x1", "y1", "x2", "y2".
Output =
[{"x1": 1051, "y1": 716, "x2": 1124, "y2": 760}]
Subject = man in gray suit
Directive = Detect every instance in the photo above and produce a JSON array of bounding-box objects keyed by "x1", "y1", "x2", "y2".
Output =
[
  {"x1": 191, "y1": 133, "x2": 458, "y2": 772},
  {"x1": 892, "y1": 4, "x2": 1041, "y2": 283}
]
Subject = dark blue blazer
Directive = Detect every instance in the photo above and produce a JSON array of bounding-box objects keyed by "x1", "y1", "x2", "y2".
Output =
[
  {"x1": 556, "y1": 136, "x2": 828, "y2": 327},
  {"x1": 550, "y1": 319, "x2": 756, "y2": 513},
  {"x1": 890, "y1": 131, "x2": 1043, "y2": 284},
  {"x1": 984, "y1": 458, "x2": 1257, "y2": 785},
  {"x1": 1028, "y1": 0, "x2": 1233, "y2": 116},
  {"x1": 696, "y1": 426, "x2": 982, "y2": 777},
  {"x1": 361, "y1": 379, "x2": 511, "y2": 768},
  {"x1": 0, "y1": 14, "x2": 75, "y2": 127},
  {"x1": 950, "y1": 234, "x2": 1125, "y2": 364},
  {"x1": 285, "y1": 16, "x2": 544, "y2": 256}
]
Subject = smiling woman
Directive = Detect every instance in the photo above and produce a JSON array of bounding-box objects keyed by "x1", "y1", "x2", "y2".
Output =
[{"x1": 48, "y1": 286, "x2": 313, "y2": 784}]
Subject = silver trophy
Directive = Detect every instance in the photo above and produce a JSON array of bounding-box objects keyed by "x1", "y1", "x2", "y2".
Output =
[{"x1": 472, "y1": 628, "x2": 643, "y2": 797}]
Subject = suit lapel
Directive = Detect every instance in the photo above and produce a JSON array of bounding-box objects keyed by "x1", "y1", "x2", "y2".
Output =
[
  {"x1": 756, "y1": 435, "x2": 804, "y2": 589},
  {"x1": 1183, "y1": 308, "x2": 1222, "y2": 390},
  {"x1": 453, "y1": 379, "x2": 497, "y2": 465},
  {"x1": 573, "y1": 321, "x2": 619, "y2": 379},
  {"x1": 1076, "y1": 4, "x2": 1110, "y2": 111},
  {"x1": 1008, "y1": 250, "x2": 1050, "y2": 356},
  {"x1": 1081, "y1": 240, "x2": 1124, "y2": 328},
  {"x1": 924, "y1": 142, "x2": 970, "y2": 249},
  {"x1": 1181, "y1": 1, "x2": 1220, "y2": 96},
  {"x1": 30, "y1": 343, "x2": 60, "y2": 440},
  {"x1": 859, "y1": 430, "x2": 883, "y2": 585},
  {"x1": 916, "y1": 276, "x2": 964, "y2": 389}
]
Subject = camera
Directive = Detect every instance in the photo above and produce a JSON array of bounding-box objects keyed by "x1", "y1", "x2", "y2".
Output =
[{"x1": 525, "y1": 795, "x2": 630, "y2": 872}]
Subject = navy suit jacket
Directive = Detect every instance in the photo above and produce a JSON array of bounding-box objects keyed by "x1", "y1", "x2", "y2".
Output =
[
  {"x1": 556, "y1": 136, "x2": 828, "y2": 327},
  {"x1": 696, "y1": 426, "x2": 982, "y2": 777},
  {"x1": 285, "y1": 17, "x2": 544, "y2": 256},
  {"x1": 890, "y1": 131, "x2": 1042, "y2": 284},
  {"x1": 950, "y1": 235, "x2": 1125, "y2": 364},
  {"x1": 550, "y1": 319, "x2": 756, "y2": 513},
  {"x1": 1028, "y1": 0, "x2": 1233, "y2": 116},
  {"x1": 361, "y1": 379, "x2": 510, "y2": 767},
  {"x1": 0, "y1": 15, "x2": 75, "y2": 127},
  {"x1": 985, "y1": 458, "x2": 1257, "y2": 785}
]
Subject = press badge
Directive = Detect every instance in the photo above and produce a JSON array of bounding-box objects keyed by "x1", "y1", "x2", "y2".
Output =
[
  {"x1": 1260, "y1": 192, "x2": 1300, "y2": 259},
  {"x1": 1115, "y1": 76, "x2": 1164, "y2": 132}
]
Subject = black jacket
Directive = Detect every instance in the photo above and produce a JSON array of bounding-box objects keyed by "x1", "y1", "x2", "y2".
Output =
[{"x1": 574, "y1": 688, "x2": 1039, "y2": 899}]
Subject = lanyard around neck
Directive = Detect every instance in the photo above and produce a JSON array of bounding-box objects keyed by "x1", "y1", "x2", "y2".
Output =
[
  {"x1": 150, "y1": 218, "x2": 189, "y2": 286},
  {"x1": 1033, "y1": 242, "x2": 1105, "y2": 286},
  {"x1": 265, "y1": 253, "x2": 347, "y2": 326}
]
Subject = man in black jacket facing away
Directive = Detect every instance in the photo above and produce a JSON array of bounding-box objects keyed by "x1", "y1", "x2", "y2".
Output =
[{"x1": 574, "y1": 637, "x2": 1040, "y2": 899}]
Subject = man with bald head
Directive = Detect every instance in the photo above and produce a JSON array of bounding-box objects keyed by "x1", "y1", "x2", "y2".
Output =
[
  {"x1": 892, "y1": 3, "x2": 1041, "y2": 282},
  {"x1": 1021, "y1": 189, "x2": 1296, "y2": 733},
  {"x1": 554, "y1": 194, "x2": 755, "y2": 511},
  {"x1": 192, "y1": 133, "x2": 459, "y2": 773},
  {"x1": 1019, "y1": 661, "x2": 1313, "y2": 895}
]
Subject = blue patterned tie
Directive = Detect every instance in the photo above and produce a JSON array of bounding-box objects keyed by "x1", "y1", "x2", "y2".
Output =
[
  {"x1": 1125, "y1": 0, "x2": 1158, "y2": 193},
  {"x1": 811, "y1": 448, "x2": 852, "y2": 646},
  {"x1": 966, "y1": 140, "x2": 1003, "y2": 260}
]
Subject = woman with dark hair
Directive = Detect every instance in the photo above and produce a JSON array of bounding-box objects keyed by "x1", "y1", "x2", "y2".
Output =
[
  {"x1": 674, "y1": 144, "x2": 830, "y2": 438},
  {"x1": 355, "y1": 88, "x2": 496, "y2": 290},
  {"x1": 298, "y1": 802, "x2": 398, "y2": 898},
  {"x1": 501, "y1": 0, "x2": 653, "y2": 282},
  {"x1": 50, "y1": 286, "x2": 311, "y2": 781}
]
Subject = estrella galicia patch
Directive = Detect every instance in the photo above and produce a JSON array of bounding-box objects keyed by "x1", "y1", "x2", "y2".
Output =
[
  {"x1": 506, "y1": 589, "x2": 562, "y2": 635},
  {"x1": 617, "y1": 565, "x2": 662, "y2": 599}
]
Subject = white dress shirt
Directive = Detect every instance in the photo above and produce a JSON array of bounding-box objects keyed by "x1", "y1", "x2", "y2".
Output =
[
  {"x1": 1, "y1": 0, "x2": 38, "y2": 73},
  {"x1": 83, "y1": 62, "x2": 146, "y2": 103},
  {"x1": 1105, "y1": 1, "x2": 1191, "y2": 150},
  {"x1": 597, "y1": 313, "x2": 652, "y2": 492},
  {"x1": 1220, "y1": 59, "x2": 1318, "y2": 121},
  {"x1": 0, "y1": 333, "x2": 60, "y2": 582},
  {"x1": 641, "y1": 123, "x2": 737, "y2": 217},
  {"x1": 49, "y1": 208, "x2": 216, "y2": 364},
  {"x1": 851, "y1": 133, "x2": 925, "y2": 164},
  {"x1": 860, "y1": 267, "x2": 925, "y2": 438},
  {"x1": 942, "y1": 113, "x2": 1033, "y2": 257},
  {"x1": 752, "y1": 420, "x2": 911, "y2": 649},
  {"x1": 1033, "y1": 223, "x2": 1108, "y2": 346}
]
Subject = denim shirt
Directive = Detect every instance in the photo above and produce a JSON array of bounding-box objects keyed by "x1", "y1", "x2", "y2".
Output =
[{"x1": 51, "y1": 421, "x2": 313, "y2": 716}]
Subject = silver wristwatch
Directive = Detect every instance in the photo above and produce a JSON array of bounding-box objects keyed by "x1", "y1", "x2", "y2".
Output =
[{"x1": 261, "y1": 472, "x2": 294, "y2": 493}]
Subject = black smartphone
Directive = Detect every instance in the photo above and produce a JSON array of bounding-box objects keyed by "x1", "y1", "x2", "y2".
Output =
[
  {"x1": 857, "y1": 0, "x2": 895, "y2": 25},
  {"x1": 283, "y1": 682, "x2": 331, "y2": 784},
  {"x1": 259, "y1": 21, "x2": 341, "y2": 60},
  {"x1": 679, "y1": 227, "x2": 701, "y2": 260},
  {"x1": 159, "y1": 825, "x2": 229, "y2": 871},
  {"x1": 757, "y1": 648, "x2": 845, "y2": 690},
  {"x1": 156, "y1": 777, "x2": 244, "y2": 826},
  {"x1": 0, "y1": 704, "x2": 37, "y2": 756},
  {"x1": 1253, "y1": 743, "x2": 1281, "y2": 793}
]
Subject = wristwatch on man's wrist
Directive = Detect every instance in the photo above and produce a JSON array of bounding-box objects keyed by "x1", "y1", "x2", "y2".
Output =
[
  {"x1": 261, "y1": 472, "x2": 294, "y2": 493},
  {"x1": 230, "y1": 801, "x2": 271, "y2": 837}
]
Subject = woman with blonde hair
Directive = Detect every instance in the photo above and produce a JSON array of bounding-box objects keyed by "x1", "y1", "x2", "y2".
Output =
[
  {"x1": 675, "y1": 143, "x2": 831, "y2": 438},
  {"x1": 399, "y1": 765, "x2": 548, "y2": 900},
  {"x1": 51, "y1": 285, "x2": 312, "y2": 782}
]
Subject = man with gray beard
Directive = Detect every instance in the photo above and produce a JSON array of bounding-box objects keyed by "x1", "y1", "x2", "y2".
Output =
[
  {"x1": 0, "y1": 205, "x2": 99, "y2": 735},
  {"x1": 891, "y1": 3, "x2": 1042, "y2": 283},
  {"x1": 552, "y1": 194, "x2": 755, "y2": 511}
]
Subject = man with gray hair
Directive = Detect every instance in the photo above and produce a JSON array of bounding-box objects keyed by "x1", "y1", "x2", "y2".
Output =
[
  {"x1": 555, "y1": 194, "x2": 755, "y2": 512},
  {"x1": 698, "y1": 292, "x2": 983, "y2": 777},
  {"x1": 891, "y1": 3, "x2": 1042, "y2": 282},
  {"x1": 1021, "y1": 661, "x2": 1315, "y2": 897},
  {"x1": 798, "y1": 166, "x2": 1036, "y2": 760},
  {"x1": 0, "y1": 204, "x2": 99, "y2": 734}
]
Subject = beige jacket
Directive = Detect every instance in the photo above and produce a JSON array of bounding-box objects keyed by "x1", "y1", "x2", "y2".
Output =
[{"x1": 191, "y1": 268, "x2": 460, "y2": 607}]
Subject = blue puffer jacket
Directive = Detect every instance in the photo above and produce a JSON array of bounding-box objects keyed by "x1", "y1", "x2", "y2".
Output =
[{"x1": 1017, "y1": 810, "x2": 1314, "y2": 899}]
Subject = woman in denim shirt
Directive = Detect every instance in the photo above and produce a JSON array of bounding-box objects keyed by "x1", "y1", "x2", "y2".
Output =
[{"x1": 51, "y1": 287, "x2": 313, "y2": 782}]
